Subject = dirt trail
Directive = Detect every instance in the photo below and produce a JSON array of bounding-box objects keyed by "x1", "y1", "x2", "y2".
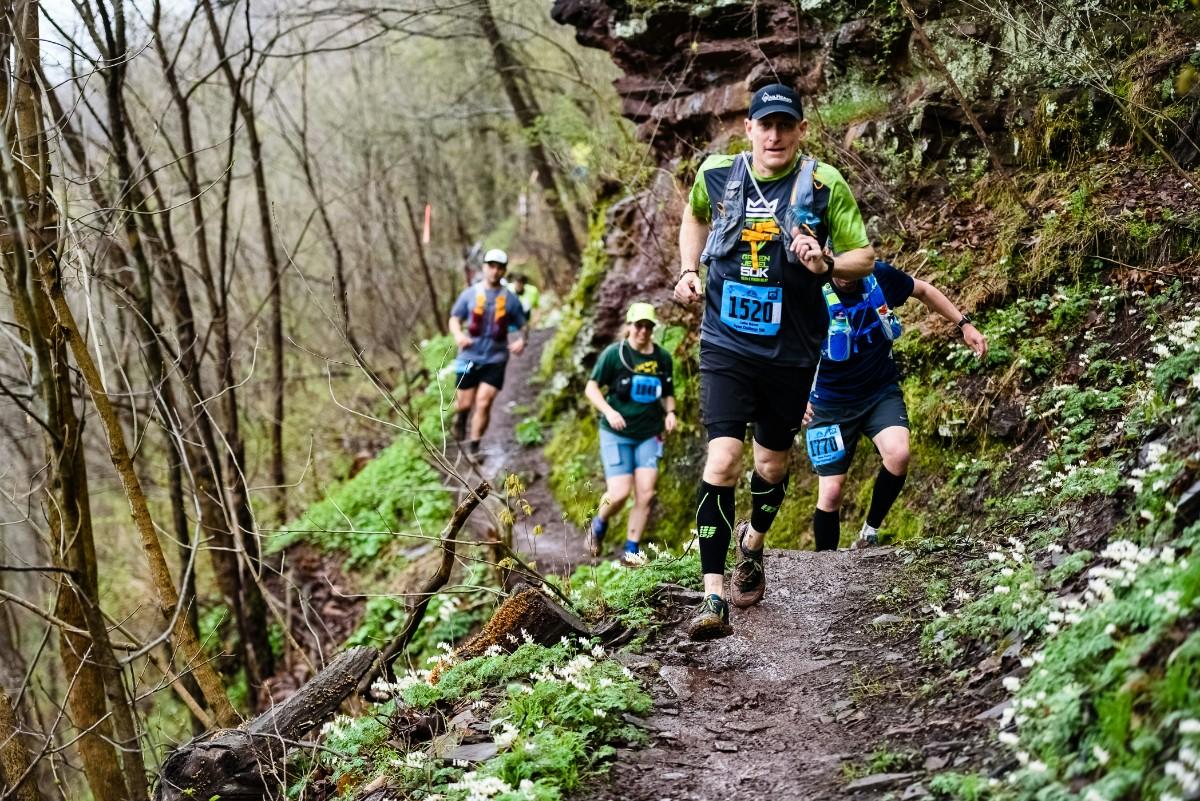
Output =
[
  {"x1": 462, "y1": 327, "x2": 592, "y2": 576},
  {"x1": 585, "y1": 547, "x2": 975, "y2": 801},
  {"x1": 467, "y1": 331, "x2": 986, "y2": 799},
  {"x1": 588, "y1": 548, "x2": 893, "y2": 801}
]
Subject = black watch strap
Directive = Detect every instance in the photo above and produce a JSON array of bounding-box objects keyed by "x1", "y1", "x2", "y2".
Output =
[{"x1": 957, "y1": 314, "x2": 972, "y2": 329}]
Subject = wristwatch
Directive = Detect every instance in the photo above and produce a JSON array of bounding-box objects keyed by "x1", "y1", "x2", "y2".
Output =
[
  {"x1": 822, "y1": 254, "x2": 835, "y2": 274},
  {"x1": 957, "y1": 314, "x2": 972, "y2": 329}
]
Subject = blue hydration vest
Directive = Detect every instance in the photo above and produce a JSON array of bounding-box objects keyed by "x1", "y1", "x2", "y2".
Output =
[{"x1": 820, "y1": 274, "x2": 903, "y2": 362}]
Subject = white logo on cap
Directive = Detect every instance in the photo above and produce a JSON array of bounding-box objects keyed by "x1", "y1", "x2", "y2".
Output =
[{"x1": 760, "y1": 92, "x2": 793, "y2": 104}]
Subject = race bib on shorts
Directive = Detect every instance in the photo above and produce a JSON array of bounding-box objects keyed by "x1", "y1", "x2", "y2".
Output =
[
  {"x1": 720, "y1": 282, "x2": 782, "y2": 336},
  {"x1": 806, "y1": 424, "x2": 846, "y2": 467}
]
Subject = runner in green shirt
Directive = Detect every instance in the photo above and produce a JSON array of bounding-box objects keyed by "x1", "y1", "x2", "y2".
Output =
[
  {"x1": 509, "y1": 273, "x2": 541, "y2": 322},
  {"x1": 584, "y1": 302, "x2": 677, "y2": 564}
]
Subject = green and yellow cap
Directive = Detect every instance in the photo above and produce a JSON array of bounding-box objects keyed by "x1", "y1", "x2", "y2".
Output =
[{"x1": 625, "y1": 302, "x2": 658, "y2": 325}]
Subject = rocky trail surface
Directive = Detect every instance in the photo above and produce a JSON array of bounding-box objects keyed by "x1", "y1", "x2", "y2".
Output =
[
  {"x1": 460, "y1": 326, "x2": 593, "y2": 576},
  {"x1": 466, "y1": 329, "x2": 998, "y2": 800},
  {"x1": 584, "y1": 547, "x2": 995, "y2": 801}
]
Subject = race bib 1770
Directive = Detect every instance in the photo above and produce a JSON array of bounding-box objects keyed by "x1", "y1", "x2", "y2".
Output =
[
  {"x1": 719, "y1": 281, "x2": 782, "y2": 336},
  {"x1": 806, "y1": 424, "x2": 846, "y2": 467}
]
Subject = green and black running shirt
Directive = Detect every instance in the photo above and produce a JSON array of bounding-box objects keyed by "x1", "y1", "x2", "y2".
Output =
[
  {"x1": 690, "y1": 153, "x2": 870, "y2": 366},
  {"x1": 590, "y1": 341, "x2": 674, "y2": 442}
]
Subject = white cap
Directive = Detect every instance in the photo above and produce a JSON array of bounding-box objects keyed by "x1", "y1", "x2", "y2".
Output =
[{"x1": 483, "y1": 248, "x2": 508, "y2": 266}]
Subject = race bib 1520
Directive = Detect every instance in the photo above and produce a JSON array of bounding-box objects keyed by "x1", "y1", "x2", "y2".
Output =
[
  {"x1": 806, "y1": 424, "x2": 846, "y2": 467},
  {"x1": 719, "y1": 282, "x2": 782, "y2": 336}
]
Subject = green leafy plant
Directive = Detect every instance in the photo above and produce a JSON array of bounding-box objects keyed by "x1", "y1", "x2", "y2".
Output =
[{"x1": 515, "y1": 416, "x2": 545, "y2": 447}]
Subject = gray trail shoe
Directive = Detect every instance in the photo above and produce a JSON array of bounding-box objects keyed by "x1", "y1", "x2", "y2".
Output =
[
  {"x1": 852, "y1": 521, "x2": 879, "y2": 549},
  {"x1": 730, "y1": 520, "x2": 765, "y2": 608},
  {"x1": 686, "y1": 594, "x2": 733, "y2": 641}
]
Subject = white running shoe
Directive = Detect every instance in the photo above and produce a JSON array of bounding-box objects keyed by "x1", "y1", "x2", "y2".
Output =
[{"x1": 853, "y1": 522, "x2": 879, "y2": 549}]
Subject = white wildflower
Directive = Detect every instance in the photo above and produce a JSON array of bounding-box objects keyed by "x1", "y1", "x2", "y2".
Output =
[
  {"x1": 1002, "y1": 676, "x2": 1021, "y2": 693},
  {"x1": 492, "y1": 721, "x2": 519, "y2": 748}
]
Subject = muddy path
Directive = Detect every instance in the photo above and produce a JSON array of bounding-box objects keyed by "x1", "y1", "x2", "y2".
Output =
[
  {"x1": 453, "y1": 326, "x2": 592, "y2": 576},
  {"x1": 584, "y1": 547, "x2": 993, "y2": 801}
]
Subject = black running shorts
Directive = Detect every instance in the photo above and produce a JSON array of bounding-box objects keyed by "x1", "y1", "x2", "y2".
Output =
[
  {"x1": 456, "y1": 360, "x2": 507, "y2": 391},
  {"x1": 700, "y1": 344, "x2": 817, "y2": 452},
  {"x1": 805, "y1": 383, "x2": 909, "y2": 476}
]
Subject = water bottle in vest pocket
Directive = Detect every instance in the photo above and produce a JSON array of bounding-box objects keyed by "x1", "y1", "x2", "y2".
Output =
[
  {"x1": 630, "y1": 374, "x2": 663, "y2": 404},
  {"x1": 823, "y1": 315, "x2": 852, "y2": 362}
]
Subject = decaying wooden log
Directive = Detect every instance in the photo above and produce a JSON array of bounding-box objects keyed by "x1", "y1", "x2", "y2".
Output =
[
  {"x1": 431, "y1": 584, "x2": 591, "y2": 682},
  {"x1": 154, "y1": 645, "x2": 376, "y2": 801}
]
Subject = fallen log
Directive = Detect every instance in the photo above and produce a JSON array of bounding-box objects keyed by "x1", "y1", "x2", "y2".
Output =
[
  {"x1": 431, "y1": 584, "x2": 591, "y2": 682},
  {"x1": 154, "y1": 645, "x2": 376, "y2": 801}
]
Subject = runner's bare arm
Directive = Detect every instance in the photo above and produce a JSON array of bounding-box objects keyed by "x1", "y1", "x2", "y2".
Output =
[
  {"x1": 675, "y1": 208, "x2": 707, "y2": 303},
  {"x1": 448, "y1": 315, "x2": 472, "y2": 348},
  {"x1": 911, "y1": 279, "x2": 988, "y2": 358},
  {"x1": 828, "y1": 245, "x2": 875, "y2": 279},
  {"x1": 585, "y1": 379, "x2": 626, "y2": 431}
]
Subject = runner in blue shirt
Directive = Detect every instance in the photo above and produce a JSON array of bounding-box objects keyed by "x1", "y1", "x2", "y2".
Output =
[
  {"x1": 803, "y1": 260, "x2": 987, "y2": 549},
  {"x1": 448, "y1": 249, "x2": 528, "y2": 455}
]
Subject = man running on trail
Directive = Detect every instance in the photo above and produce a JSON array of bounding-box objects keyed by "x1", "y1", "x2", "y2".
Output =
[
  {"x1": 584, "y1": 302, "x2": 677, "y2": 565},
  {"x1": 449, "y1": 249, "x2": 528, "y2": 455},
  {"x1": 804, "y1": 261, "x2": 987, "y2": 549},
  {"x1": 509, "y1": 272, "x2": 541, "y2": 322},
  {"x1": 675, "y1": 83, "x2": 876, "y2": 640}
]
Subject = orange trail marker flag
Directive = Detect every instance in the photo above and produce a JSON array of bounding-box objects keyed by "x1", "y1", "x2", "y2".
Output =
[{"x1": 423, "y1": 203, "x2": 432, "y2": 244}]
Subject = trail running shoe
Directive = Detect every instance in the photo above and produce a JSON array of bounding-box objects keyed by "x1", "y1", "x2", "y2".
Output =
[
  {"x1": 686, "y1": 594, "x2": 733, "y2": 641},
  {"x1": 852, "y1": 522, "x2": 879, "y2": 549},
  {"x1": 588, "y1": 516, "x2": 607, "y2": 557},
  {"x1": 730, "y1": 520, "x2": 765, "y2": 608}
]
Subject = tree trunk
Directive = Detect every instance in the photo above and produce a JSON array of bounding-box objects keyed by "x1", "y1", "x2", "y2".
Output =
[
  {"x1": 475, "y1": 0, "x2": 580, "y2": 287},
  {"x1": 201, "y1": 0, "x2": 288, "y2": 525},
  {"x1": 0, "y1": 5, "x2": 148, "y2": 798},
  {"x1": 0, "y1": 42, "x2": 236, "y2": 725},
  {"x1": 0, "y1": 686, "x2": 42, "y2": 801}
]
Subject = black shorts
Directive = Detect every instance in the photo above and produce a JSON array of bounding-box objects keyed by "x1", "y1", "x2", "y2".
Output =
[
  {"x1": 700, "y1": 345, "x2": 817, "y2": 452},
  {"x1": 805, "y1": 383, "x2": 909, "y2": 476},
  {"x1": 456, "y1": 360, "x2": 507, "y2": 391}
]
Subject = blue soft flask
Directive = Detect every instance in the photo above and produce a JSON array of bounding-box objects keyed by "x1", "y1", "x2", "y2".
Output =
[
  {"x1": 785, "y1": 158, "x2": 821, "y2": 265},
  {"x1": 824, "y1": 315, "x2": 852, "y2": 362}
]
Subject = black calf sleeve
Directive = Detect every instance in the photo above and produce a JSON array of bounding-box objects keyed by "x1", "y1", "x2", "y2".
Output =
[
  {"x1": 866, "y1": 466, "x2": 907, "y2": 529},
  {"x1": 696, "y1": 481, "x2": 736, "y2": 575},
  {"x1": 749, "y1": 472, "x2": 788, "y2": 535},
  {"x1": 813, "y1": 507, "x2": 840, "y2": 551}
]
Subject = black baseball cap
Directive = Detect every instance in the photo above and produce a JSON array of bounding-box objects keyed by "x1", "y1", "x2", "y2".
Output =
[{"x1": 748, "y1": 83, "x2": 803, "y2": 121}]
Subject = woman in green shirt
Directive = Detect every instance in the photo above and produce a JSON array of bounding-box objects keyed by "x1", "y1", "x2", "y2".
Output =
[{"x1": 584, "y1": 302, "x2": 677, "y2": 564}]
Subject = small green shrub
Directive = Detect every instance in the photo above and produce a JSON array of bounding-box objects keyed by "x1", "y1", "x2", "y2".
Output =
[{"x1": 515, "y1": 417, "x2": 545, "y2": 447}]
